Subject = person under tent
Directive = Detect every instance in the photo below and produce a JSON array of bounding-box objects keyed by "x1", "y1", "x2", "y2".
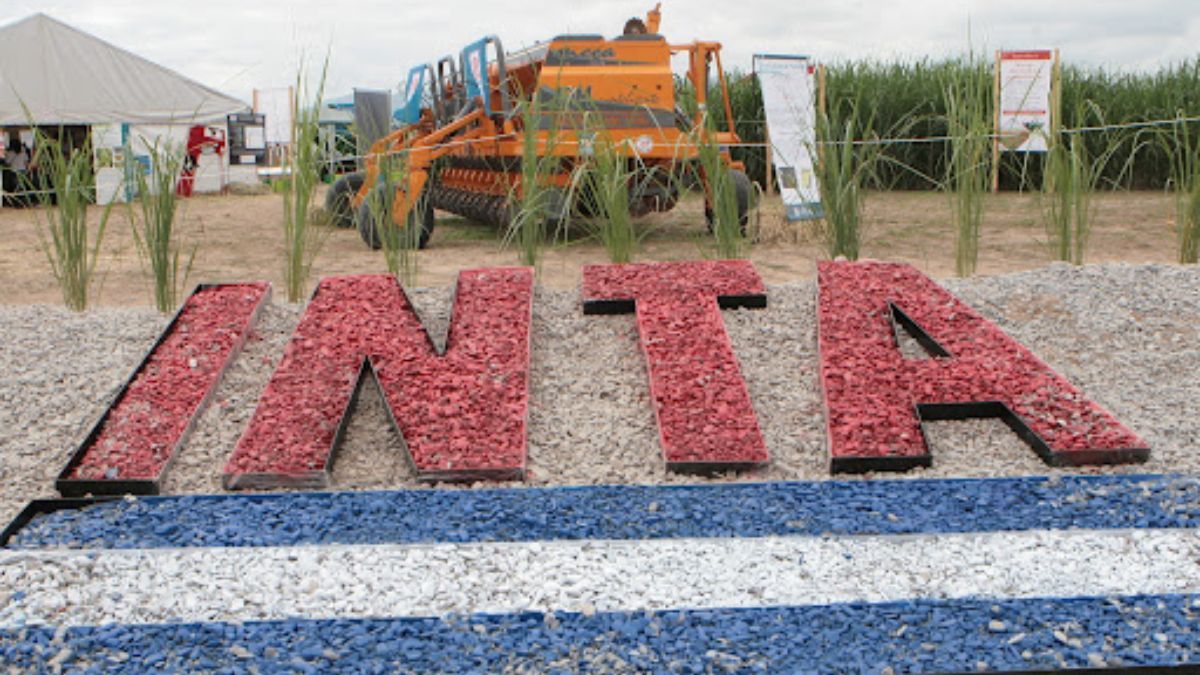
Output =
[{"x1": 2, "y1": 128, "x2": 33, "y2": 207}]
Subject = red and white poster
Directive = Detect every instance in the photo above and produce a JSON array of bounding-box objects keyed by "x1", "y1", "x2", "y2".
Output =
[{"x1": 997, "y1": 50, "x2": 1055, "y2": 153}]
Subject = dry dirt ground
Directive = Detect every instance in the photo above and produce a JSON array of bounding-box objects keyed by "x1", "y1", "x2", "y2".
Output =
[{"x1": 0, "y1": 187, "x2": 1182, "y2": 305}]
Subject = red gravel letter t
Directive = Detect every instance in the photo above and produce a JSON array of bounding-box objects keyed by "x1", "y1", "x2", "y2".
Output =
[{"x1": 582, "y1": 260, "x2": 769, "y2": 472}]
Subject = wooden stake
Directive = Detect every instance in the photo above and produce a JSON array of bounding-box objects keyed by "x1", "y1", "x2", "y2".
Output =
[
  {"x1": 764, "y1": 124, "x2": 774, "y2": 196},
  {"x1": 818, "y1": 64, "x2": 827, "y2": 118},
  {"x1": 991, "y1": 50, "x2": 1002, "y2": 193},
  {"x1": 751, "y1": 58, "x2": 774, "y2": 196},
  {"x1": 1051, "y1": 48, "x2": 1062, "y2": 138},
  {"x1": 815, "y1": 63, "x2": 828, "y2": 173}
]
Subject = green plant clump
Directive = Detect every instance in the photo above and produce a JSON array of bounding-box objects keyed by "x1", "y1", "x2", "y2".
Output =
[
  {"x1": 30, "y1": 132, "x2": 113, "y2": 311},
  {"x1": 281, "y1": 55, "x2": 330, "y2": 303},
  {"x1": 503, "y1": 91, "x2": 571, "y2": 270},
  {"x1": 129, "y1": 140, "x2": 194, "y2": 313},
  {"x1": 941, "y1": 55, "x2": 992, "y2": 277},
  {"x1": 1160, "y1": 114, "x2": 1200, "y2": 263},
  {"x1": 372, "y1": 152, "x2": 421, "y2": 286},
  {"x1": 694, "y1": 115, "x2": 747, "y2": 259},
  {"x1": 1043, "y1": 102, "x2": 1135, "y2": 265},
  {"x1": 811, "y1": 101, "x2": 881, "y2": 260},
  {"x1": 579, "y1": 127, "x2": 642, "y2": 264}
]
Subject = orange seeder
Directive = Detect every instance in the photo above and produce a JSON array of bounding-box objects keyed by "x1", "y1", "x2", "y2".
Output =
[{"x1": 325, "y1": 4, "x2": 748, "y2": 249}]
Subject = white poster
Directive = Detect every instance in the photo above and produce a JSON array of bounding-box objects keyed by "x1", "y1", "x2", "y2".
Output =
[
  {"x1": 255, "y1": 87, "x2": 294, "y2": 146},
  {"x1": 998, "y1": 50, "x2": 1055, "y2": 153},
  {"x1": 91, "y1": 123, "x2": 123, "y2": 149},
  {"x1": 244, "y1": 125, "x2": 266, "y2": 150},
  {"x1": 754, "y1": 54, "x2": 821, "y2": 221}
]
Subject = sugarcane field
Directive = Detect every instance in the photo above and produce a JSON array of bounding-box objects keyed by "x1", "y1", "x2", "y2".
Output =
[{"x1": 2, "y1": 2, "x2": 1200, "y2": 672}]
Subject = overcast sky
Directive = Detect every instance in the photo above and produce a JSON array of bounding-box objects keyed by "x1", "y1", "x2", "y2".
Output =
[{"x1": 2, "y1": 1, "x2": 1198, "y2": 103}]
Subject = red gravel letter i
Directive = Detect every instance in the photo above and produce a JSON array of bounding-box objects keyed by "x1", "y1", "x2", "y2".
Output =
[{"x1": 58, "y1": 283, "x2": 271, "y2": 496}]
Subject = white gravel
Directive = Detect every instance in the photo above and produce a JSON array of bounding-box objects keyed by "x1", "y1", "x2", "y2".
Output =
[
  {"x1": 0, "y1": 305, "x2": 164, "y2": 521},
  {"x1": 2, "y1": 527, "x2": 1197, "y2": 627},
  {"x1": 2, "y1": 262, "x2": 1199, "y2": 524}
]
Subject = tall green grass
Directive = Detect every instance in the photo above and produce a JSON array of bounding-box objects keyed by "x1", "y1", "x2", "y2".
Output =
[
  {"x1": 1042, "y1": 133, "x2": 1092, "y2": 264},
  {"x1": 371, "y1": 152, "x2": 421, "y2": 285},
  {"x1": 129, "y1": 140, "x2": 193, "y2": 313},
  {"x1": 30, "y1": 132, "x2": 113, "y2": 311},
  {"x1": 1042, "y1": 103, "x2": 1136, "y2": 264},
  {"x1": 694, "y1": 115, "x2": 746, "y2": 259},
  {"x1": 810, "y1": 100, "x2": 881, "y2": 260},
  {"x1": 1061, "y1": 59, "x2": 1200, "y2": 189},
  {"x1": 579, "y1": 129, "x2": 640, "y2": 263},
  {"x1": 696, "y1": 73, "x2": 769, "y2": 191},
  {"x1": 1159, "y1": 114, "x2": 1200, "y2": 262},
  {"x1": 503, "y1": 91, "x2": 570, "y2": 270},
  {"x1": 281, "y1": 55, "x2": 330, "y2": 303},
  {"x1": 941, "y1": 55, "x2": 992, "y2": 277},
  {"x1": 712, "y1": 56, "x2": 1200, "y2": 191}
]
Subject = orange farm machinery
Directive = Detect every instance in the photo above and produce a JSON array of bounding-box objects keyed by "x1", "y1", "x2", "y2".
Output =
[{"x1": 325, "y1": 5, "x2": 749, "y2": 249}]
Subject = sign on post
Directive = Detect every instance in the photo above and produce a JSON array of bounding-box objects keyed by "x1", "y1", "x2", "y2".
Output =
[
  {"x1": 992, "y1": 49, "x2": 1059, "y2": 190},
  {"x1": 253, "y1": 87, "x2": 295, "y2": 146},
  {"x1": 754, "y1": 54, "x2": 822, "y2": 221}
]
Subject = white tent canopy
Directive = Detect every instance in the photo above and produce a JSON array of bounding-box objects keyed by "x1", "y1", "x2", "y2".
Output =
[{"x1": 0, "y1": 13, "x2": 248, "y2": 126}]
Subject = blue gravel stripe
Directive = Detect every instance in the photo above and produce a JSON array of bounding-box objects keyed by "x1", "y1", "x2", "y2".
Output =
[
  {"x1": 2, "y1": 593, "x2": 1198, "y2": 672},
  {"x1": 7, "y1": 473, "x2": 1200, "y2": 549}
]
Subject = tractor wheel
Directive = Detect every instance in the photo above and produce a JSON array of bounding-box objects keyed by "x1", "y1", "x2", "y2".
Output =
[
  {"x1": 325, "y1": 172, "x2": 365, "y2": 229},
  {"x1": 704, "y1": 168, "x2": 752, "y2": 235},
  {"x1": 355, "y1": 184, "x2": 436, "y2": 250},
  {"x1": 630, "y1": 168, "x2": 680, "y2": 217}
]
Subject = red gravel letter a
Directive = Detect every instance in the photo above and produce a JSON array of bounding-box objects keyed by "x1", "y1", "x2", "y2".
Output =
[
  {"x1": 223, "y1": 269, "x2": 533, "y2": 489},
  {"x1": 817, "y1": 260, "x2": 1148, "y2": 472},
  {"x1": 583, "y1": 260, "x2": 769, "y2": 472}
]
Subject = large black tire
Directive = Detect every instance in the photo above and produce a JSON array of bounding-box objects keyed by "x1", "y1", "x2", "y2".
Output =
[
  {"x1": 355, "y1": 184, "x2": 435, "y2": 250},
  {"x1": 325, "y1": 172, "x2": 365, "y2": 229},
  {"x1": 704, "y1": 168, "x2": 752, "y2": 235},
  {"x1": 630, "y1": 167, "x2": 680, "y2": 217}
]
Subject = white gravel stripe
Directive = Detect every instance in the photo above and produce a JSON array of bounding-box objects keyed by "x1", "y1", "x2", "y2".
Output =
[{"x1": 2, "y1": 527, "x2": 1198, "y2": 628}]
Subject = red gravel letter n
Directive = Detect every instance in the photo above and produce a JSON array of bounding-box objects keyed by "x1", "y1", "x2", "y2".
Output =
[
  {"x1": 223, "y1": 269, "x2": 533, "y2": 489},
  {"x1": 817, "y1": 261, "x2": 1149, "y2": 473}
]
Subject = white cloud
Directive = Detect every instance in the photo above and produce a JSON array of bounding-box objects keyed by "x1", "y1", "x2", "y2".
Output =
[{"x1": 1, "y1": 0, "x2": 1196, "y2": 103}]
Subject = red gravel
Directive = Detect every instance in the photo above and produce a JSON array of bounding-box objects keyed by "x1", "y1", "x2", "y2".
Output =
[
  {"x1": 223, "y1": 269, "x2": 533, "y2": 488},
  {"x1": 582, "y1": 259, "x2": 767, "y2": 303},
  {"x1": 66, "y1": 283, "x2": 270, "y2": 482},
  {"x1": 817, "y1": 261, "x2": 1148, "y2": 469},
  {"x1": 583, "y1": 260, "x2": 769, "y2": 470}
]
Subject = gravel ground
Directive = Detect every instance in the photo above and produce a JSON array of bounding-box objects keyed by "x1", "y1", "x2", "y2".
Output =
[
  {"x1": 2, "y1": 594, "x2": 1197, "y2": 672},
  {"x1": 11, "y1": 474, "x2": 1199, "y2": 549},
  {"x1": 3, "y1": 262, "x2": 1199, "y2": 524},
  {"x1": 5, "y1": 529, "x2": 1199, "y2": 627}
]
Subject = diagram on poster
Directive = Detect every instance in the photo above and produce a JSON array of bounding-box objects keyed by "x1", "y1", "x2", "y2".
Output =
[
  {"x1": 997, "y1": 50, "x2": 1055, "y2": 153},
  {"x1": 755, "y1": 54, "x2": 821, "y2": 221}
]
